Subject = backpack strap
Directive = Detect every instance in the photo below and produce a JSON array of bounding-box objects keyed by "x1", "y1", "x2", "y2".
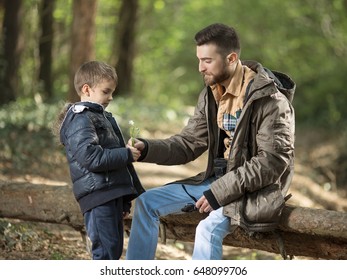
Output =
[{"x1": 273, "y1": 230, "x2": 293, "y2": 260}]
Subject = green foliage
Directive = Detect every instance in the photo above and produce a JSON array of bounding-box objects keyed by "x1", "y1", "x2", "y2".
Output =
[
  {"x1": 0, "y1": 97, "x2": 61, "y2": 131},
  {"x1": 0, "y1": 219, "x2": 40, "y2": 252},
  {"x1": 49, "y1": 251, "x2": 67, "y2": 260},
  {"x1": 2, "y1": 1, "x2": 347, "y2": 259},
  {"x1": 106, "y1": 96, "x2": 192, "y2": 138},
  {"x1": 0, "y1": 218, "x2": 79, "y2": 259},
  {"x1": 9, "y1": 0, "x2": 347, "y2": 128},
  {"x1": 132, "y1": 0, "x2": 347, "y2": 127},
  {"x1": 0, "y1": 97, "x2": 63, "y2": 174}
]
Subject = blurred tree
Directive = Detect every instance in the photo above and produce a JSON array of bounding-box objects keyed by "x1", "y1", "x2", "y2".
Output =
[
  {"x1": 0, "y1": 0, "x2": 3, "y2": 34},
  {"x1": 0, "y1": 0, "x2": 24, "y2": 105},
  {"x1": 68, "y1": 0, "x2": 97, "y2": 102},
  {"x1": 113, "y1": 0, "x2": 138, "y2": 96},
  {"x1": 39, "y1": 0, "x2": 55, "y2": 100},
  {"x1": 0, "y1": 0, "x2": 345, "y2": 128}
]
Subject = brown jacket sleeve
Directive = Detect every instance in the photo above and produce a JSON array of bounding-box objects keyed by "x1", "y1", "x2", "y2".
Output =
[{"x1": 142, "y1": 89, "x2": 210, "y2": 165}]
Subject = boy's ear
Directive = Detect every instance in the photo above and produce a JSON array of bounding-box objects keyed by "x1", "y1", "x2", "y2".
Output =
[{"x1": 81, "y1": 84, "x2": 91, "y2": 96}]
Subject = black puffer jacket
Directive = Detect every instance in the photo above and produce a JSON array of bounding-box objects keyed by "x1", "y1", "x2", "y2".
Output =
[{"x1": 59, "y1": 102, "x2": 145, "y2": 213}]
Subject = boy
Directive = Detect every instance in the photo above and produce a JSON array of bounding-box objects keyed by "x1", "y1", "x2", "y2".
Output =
[{"x1": 59, "y1": 61, "x2": 145, "y2": 259}]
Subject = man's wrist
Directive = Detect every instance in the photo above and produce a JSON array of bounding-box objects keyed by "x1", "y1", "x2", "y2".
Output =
[
  {"x1": 137, "y1": 138, "x2": 148, "y2": 161},
  {"x1": 203, "y1": 189, "x2": 220, "y2": 210}
]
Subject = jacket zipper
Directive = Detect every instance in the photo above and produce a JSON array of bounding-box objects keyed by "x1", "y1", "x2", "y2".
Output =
[{"x1": 103, "y1": 111, "x2": 136, "y2": 192}]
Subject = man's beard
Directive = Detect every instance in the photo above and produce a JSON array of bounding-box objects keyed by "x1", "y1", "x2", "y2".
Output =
[{"x1": 202, "y1": 67, "x2": 230, "y2": 86}]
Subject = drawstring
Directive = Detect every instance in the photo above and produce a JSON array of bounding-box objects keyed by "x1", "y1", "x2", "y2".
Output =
[
  {"x1": 181, "y1": 184, "x2": 198, "y2": 212},
  {"x1": 181, "y1": 184, "x2": 198, "y2": 202}
]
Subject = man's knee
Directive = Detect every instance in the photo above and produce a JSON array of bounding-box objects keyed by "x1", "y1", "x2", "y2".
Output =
[
  {"x1": 134, "y1": 191, "x2": 159, "y2": 217},
  {"x1": 195, "y1": 218, "x2": 211, "y2": 237},
  {"x1": 195, "y1": 213, "x2": 233, "y2": 239},
  {"x1": 134, "y1": 192, "x2": 149, "y2": 211}
]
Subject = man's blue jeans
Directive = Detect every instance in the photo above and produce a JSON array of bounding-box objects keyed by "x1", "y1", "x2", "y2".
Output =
[
  {"x1": 84, "y1": 198, "x2": 124, "y2": 260},
  {"x1": 126, "y1": 178, "x2": 235, "y2": 260}
]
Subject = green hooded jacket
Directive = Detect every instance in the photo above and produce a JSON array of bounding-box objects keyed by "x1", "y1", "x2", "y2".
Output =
[{"x1": 141, "y1": 61, "x2": 295, "y2": 232}]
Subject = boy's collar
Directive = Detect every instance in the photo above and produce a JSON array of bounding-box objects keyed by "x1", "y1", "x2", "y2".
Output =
[{"x1": 76, "y1": 101, "x2": 104, "y2": 112}]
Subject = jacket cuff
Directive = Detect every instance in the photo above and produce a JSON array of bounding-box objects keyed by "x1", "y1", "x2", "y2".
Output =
[
  {"x1": 137, "y1": 138, "x2": 148, "y2": 162},
  {"x1": 203, "y1": 189, "x2": 221, "y2": 210},
  {"x1": 127, "y1": 148, "x2": 135, "y2": 162}
]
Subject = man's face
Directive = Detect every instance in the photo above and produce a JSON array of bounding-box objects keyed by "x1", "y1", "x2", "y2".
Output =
[{"x1": 196, "y1": 43, "x2": 230, "y2": 86}]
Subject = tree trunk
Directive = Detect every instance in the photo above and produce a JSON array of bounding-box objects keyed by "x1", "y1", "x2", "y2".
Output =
[
  {"x1": 68, "y1": 0, "x2": 97, "y2": 102},
  {"x1": 0, "y1": 180, "x2": 346, "y2": 259},
  {"x1": 38, "y1": 0, "x2": 55, "y2": 100},
  {"x1": 113, "y1": 0, "x2": 138, "y2": 96},
  {"x1": 0, "y1": 0, "x2": 24, "y2": 105}
]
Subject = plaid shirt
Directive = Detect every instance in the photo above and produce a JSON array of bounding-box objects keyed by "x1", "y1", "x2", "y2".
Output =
[
  {"x1": 212, "y1": 61, "x2": 256, "y2": 140},
  {"x1": 222, "y1": 109, "x2": 242, "y2": 133}
]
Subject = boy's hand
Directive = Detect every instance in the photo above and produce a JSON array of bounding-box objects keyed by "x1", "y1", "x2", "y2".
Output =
[
  {"x1": 127, "y1": 138, "x2": 145, "y2": 151},
  {"x1": 127, "y1": 144, "x2": 141, "y2": 161}
]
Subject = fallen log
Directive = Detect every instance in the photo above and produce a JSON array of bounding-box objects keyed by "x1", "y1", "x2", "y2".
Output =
[
  {"x1": 0, "y1": 180, "x2": 84, "y2": 231},
  {"x1": 0, "y1": 180, "x2": 346, "y2": 259},
  {"x1": 155, "y1": 207, "x2": 347, "y2": 260}
]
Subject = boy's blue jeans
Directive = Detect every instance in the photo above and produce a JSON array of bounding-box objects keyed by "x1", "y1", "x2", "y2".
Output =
[
  {"x1": 126, "y1": 178, "x2": 235, "y2": 260},
  {"x1": 84, "y1": 198, "x2": 124, "y2": 260}
]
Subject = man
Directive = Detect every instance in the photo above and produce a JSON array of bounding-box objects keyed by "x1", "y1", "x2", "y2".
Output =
[{"x1": 126, "y1": 23, "x2": 295, "y2": 260}]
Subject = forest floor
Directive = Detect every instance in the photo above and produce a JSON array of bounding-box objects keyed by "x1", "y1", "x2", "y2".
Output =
[{"x1": 1, "y1": 128, "x2": 347, "y2": 260}]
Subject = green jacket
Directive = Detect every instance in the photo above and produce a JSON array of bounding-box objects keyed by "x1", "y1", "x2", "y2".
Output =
[{"x1": 141, "y1": 61, "x2": 295, "y2": 232}]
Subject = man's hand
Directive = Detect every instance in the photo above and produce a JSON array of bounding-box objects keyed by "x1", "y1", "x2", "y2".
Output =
[
  {"x1": 127, "y1": 138, "x2": 145, "y2": 151},
  {"x1": 196, "y1": 195, "x2": 212, "y2": 213}
]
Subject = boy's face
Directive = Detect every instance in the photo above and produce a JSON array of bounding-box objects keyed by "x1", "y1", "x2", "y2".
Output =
[{"x1": 81, "y1": 79, "x2": 116, "y2": 108}]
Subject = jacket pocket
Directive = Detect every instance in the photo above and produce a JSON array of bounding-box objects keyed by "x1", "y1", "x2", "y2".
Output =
[{"x1": 243, "y1": 184, "x2": 284, "y2": 223}]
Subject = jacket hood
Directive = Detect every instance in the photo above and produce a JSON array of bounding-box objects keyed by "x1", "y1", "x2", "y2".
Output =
[
  {"x1": 58, "y1": 102, "x2": 105, "y2": 144},
  {"x1": 242, "y1": 60, "x2": 296, "y2": 103}
]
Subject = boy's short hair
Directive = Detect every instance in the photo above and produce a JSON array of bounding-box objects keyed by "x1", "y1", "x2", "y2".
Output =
[{"x1": 74, "y1": 61, "x2": 118, "y2": 95}]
